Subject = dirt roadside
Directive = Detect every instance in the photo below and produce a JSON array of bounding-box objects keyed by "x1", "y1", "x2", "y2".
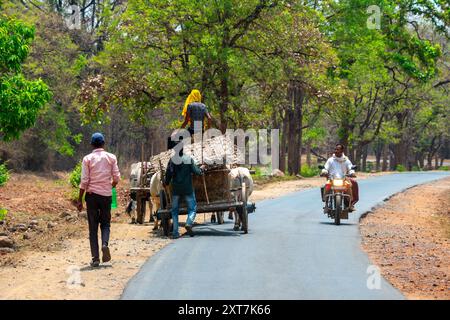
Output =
[
  {"x1": 360, "y1": 177, "x2": 450, "y2": 300},
  {"x1": 0, "y1": 171, "x2": 387, "y2": 299}
]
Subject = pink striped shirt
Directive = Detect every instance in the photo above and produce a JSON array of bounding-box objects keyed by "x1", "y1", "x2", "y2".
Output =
[{"x1": 80, "y1": 148, "x2": 121, "y2": 197}]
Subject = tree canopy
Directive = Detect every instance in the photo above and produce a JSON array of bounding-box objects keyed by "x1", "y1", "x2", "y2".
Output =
[
  {"x1": 1, "y1": 0, "x2": 449, "y2": 173},
  {"x1": 0, "y1": 15, "x2": 51, "y2": 141}
]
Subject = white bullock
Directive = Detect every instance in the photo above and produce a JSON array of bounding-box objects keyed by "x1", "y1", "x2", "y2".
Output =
[
  {"x1": 149, "y1": 171, "x2": 163, "y2": 229},
  {"x1": 212, "y1": 167, "x2": 254, "y2": 229},
  {"x1": 130, "y1": 165, "x2": 254, "y2": 232}
]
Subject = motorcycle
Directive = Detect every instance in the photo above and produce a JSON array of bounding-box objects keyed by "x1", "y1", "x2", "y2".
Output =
[{"x1": 318, "y1": 165, "x2": 357, "y2": 225}]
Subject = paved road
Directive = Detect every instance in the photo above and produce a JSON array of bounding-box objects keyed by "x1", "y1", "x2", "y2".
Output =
[{"x1": 122, "y1": 172, "x2": 449, "y2": 300}]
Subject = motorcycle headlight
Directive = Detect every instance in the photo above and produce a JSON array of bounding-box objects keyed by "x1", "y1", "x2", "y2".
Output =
[{"x1": 332, "y1": 179, "x2": 344, "y2": 187}]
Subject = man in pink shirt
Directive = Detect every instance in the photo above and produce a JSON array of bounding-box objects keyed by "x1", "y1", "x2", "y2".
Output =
[{"x1": 77, "y1": 133, "x2": 121, "y2": 267}]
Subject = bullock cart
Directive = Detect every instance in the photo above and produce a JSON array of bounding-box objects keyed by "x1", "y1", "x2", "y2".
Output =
[
  {"x1": 139, "y1": 135, "x2": 256, "y2": 235},
  {"x1": 156, "y1": 164, "x2": 256, "y2": 236}
]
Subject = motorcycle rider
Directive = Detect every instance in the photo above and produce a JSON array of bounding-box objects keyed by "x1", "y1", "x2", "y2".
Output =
[{"x1": 320, "y1": 144, "x2": 359, "y2": 211}]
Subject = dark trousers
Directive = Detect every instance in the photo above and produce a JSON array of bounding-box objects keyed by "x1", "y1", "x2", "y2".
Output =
[
  {"x1": 85, "y1": 192, "x2": 112, "y2": 261},
  {"x1": 349, "y1": 179, "x2": 359, "y2": 204}
]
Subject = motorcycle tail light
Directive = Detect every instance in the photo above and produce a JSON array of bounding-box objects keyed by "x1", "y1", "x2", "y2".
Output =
[{"x1": 325, "y1": 181, "x2": 332, "y2": 191}]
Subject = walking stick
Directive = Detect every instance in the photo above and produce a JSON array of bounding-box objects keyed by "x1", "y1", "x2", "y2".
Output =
[{"x1": 201, "y1": 133, "x2": 209, "y2": 223}]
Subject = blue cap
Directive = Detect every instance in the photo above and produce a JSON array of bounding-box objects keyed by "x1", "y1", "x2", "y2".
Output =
[{"x1": 91, "y1": 132, "x2": 105, "y2": 145}]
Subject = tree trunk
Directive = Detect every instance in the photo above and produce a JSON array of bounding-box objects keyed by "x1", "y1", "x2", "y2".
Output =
[
  {"x1": 218, "y1": 62, "x2": 229, "y2": 133},
  {"x1": 427, "y1": 153, "x2": 433, "y2": 170},
  {"x1": 306, "y1": 141, "x2": 312, "y2": 167},
  {"x1": 286, "y1": 80, "x2": 304, "y2": 175},
  {"x1": 382, "y1": 144, "x2": 389, "y2": 171},
  {"x1": 375, "y1": 143, "x2": 382, "y2": 172},
  {"x1": 354, "y1": 146, "x2": 362, "y2": 170},
  {"x1": 279, "y1": 112, "x2": 288, "y2": 173},
  {"x1": 389, "y1": 145, "x2": 396, "y2": 171},
  {"x1": 392, "y1": 141, "x2": 408, "y2": 169},
  {"x1": 361, "y1": 145, "x2": 368, "y2": 172}
]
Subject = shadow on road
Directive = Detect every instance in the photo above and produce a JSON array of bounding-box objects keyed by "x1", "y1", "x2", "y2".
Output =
[
  {"x1": 80, "y1": 264, "x2": 113, "y2": 272},
  {"x1": 190, "y1": 226, "x2": 243, "y2": 237},
  {"x1": 319, "y1": 221, "x2": 357, "y2": 227}
]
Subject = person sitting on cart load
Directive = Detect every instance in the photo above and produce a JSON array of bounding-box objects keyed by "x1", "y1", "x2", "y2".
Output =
[
  {"x1": 164, "y1": 143, "x2": 205, "y2": 239},
  {"x1": 320, "y1": 143, "x2": 359, "y2": 211},
  {"x1": 180, "y1": 89, "x2": 213, "y2": 136}
]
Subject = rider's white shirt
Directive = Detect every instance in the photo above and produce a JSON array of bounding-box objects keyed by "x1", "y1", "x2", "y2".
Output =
[{"x1": 322, "y1": 154, "x2": 355, "y2": 179}]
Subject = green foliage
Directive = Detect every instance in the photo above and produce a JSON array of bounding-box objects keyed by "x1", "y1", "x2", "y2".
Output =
[
  {"x1": 303, "y1": 127, "x2": 327, "y2": 148},
  {"x1": 300, "y1": 164, "x2": 320, "y2": 178},
  {"x1": 0, "y1": 163, "x2": 10, "y2": 186},
  {"x1": 69, "y1": 162, "x2": 82, "y2": 188},
  {"x1": 365, "y1": 162, "x2": 374, "y2": 173},
  {"x1": 396, "y1": 164, "x2": 407, "y2": 172},
  {"x1": 80, "y1": 0, "x2": 336, "y2": 131},
  {"x1": 0, "y1": 16, "x2": 34, "y2": 73},
  {"x1": 439, "y1": 166, "x2": 449, "y2": 171},
  {"x1": 0, "y1": 0, "x2": 448, "y2": 176},
  {"x1": 0, "y1": 16, "x2": 52, "y2": 141},
  {"x1": 324, "y1": 0, "x2": 447, "y2": 157},
  {"x1": 411, "y1": 165, "x2": 422, "y2": 172},
  {"x1": 0, "y1": 208, "x2": 7, "y2": 222},
  {"x1": 252, "y1": 167, "x2": 265, "y2": 179}
]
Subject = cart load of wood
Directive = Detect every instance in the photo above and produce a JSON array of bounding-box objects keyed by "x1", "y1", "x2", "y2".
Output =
[{"x1": 147, "y1": 134, "x2": 244, "y2": 174}]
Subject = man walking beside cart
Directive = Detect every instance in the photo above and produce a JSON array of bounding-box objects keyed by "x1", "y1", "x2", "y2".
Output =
[{"x1": 164, "y1": 140, "x2": 205, "y2": 239}]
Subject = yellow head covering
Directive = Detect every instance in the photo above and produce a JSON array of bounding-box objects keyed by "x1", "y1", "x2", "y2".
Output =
[{"x1": 182, "y1": 89, "x2": 202, "y2": 116}]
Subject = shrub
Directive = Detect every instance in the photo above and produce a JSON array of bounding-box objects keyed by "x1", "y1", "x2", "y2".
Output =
[
  {"x1": 300, "y1": 164, "x2": 320, "y2": 177},
  {"x1": 439, "y1": 166, "x2": 449, "y2": 171},
  {"x1": 0, "y1": 163, "x2": 10, "y2": 187},
  {"x1": 253, "y1": 166, "x2": 264, "y2": 178},
  {"x1": 411, "y1": 165, "x2": 422, "y2": 172},
  {"x1": 0, "y1": 208, "x2": 7, "y2": 222},
  {"x1": 365, "y1": 162, "x2": 374, "y2": 173},
  {"x1": 69, "y1": 162, "x2": 82, "y2": 188},
  {"x1": 395, "y1": 164, "x2": 407, "y2": 172}
]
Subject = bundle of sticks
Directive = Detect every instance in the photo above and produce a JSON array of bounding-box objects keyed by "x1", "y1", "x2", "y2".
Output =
[{"x1": 147, "y1": 134, "x2": 244, "y2": 174}]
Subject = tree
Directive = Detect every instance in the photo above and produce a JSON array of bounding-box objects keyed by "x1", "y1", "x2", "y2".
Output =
[
  {"x1": 0, "y1": 15, "x2": 51, "y2": 141},
  {"x1": 324, "y1": 0, "x2": 448, "y2": 170}
]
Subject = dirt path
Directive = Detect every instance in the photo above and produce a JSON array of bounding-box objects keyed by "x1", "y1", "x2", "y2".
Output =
[
  {"x1": 0, "y1": 224, "x2": 170, "y2": 299},
  {"x1": 360, "y1": 177, "x2": 450, "y2": 300},
  {"x1": 0, "y1": 171, "x2": 389, "y2": 299}
]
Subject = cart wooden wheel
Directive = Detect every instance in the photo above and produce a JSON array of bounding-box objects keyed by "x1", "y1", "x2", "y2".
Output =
[
  {"x1": 159, "y1": 190, "x2": 170, "y2": 236},
  {"x1": 136, "y1": 193, "x2": 146, "y2": 224},
  {"x1": 241, "y1": 182, "x2": 248, "y2": 234},
  {"x1": 161, "y1": 216, "x2": 170, "y2": 237}
]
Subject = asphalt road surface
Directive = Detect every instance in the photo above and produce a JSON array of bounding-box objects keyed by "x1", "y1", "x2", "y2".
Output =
[{"x1": 122, "y1": 172, "x2": 450, "y2": 300}]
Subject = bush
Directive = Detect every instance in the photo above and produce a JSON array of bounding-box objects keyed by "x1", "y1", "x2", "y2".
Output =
[
  {"x1": 365, "y1": 162, "x2": 374, "y2": 173},
  {"x1": 396, "y1": 164, "x2": 407, "y2": 172},
  {"x1": 411, "y1": 165, "x2": 422, "y2": 172},
  {"x1": 300, "y1": 164, "x2": 320, "y2": 177},
  {"x1": 0, "y1": 208, "x2": 7, "y2": 222},
  {"x1": 439, "y1": 166, "x2": 449, "y2": 171},
  {"x1": 252, "y1": 166, "x2": 264, "y2": 178},
  {"x1": 0, "y1": 163, "x2": 10, "y2": 187},
  {"x1": 69, "y1": 162, "x2": 82, "y2": 188}
]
